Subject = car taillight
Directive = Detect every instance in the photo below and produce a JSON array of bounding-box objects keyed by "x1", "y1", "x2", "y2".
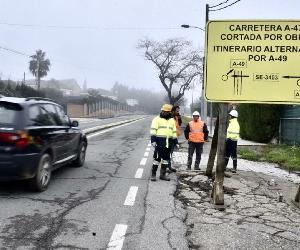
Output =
[
  {"x1": 0, "y1": 131, "x2": 29, "y2": 149},
  {"x1": 16, "y1": 132, "x2": 30, "y2": 149}
]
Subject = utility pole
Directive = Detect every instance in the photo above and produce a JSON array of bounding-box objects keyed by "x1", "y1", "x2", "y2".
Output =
[
  {"x1": 295, "y1": 185, "x2": 300, "y2": 203},
  {"x1": 212, "y1": 103, "x2": 228, "y2": 208},
  {"x1": 23, "y1": 72, "x2": 26, "y2": 85},
  {"x1": 191, "y1": 80, "x2": 194, "y2": 115},
  {"x1": 204, "y1": 3, "x2": 227, "y2": 208},
  {"x1": 200, "y1": 4, "x2": 210, "y2": 122},
  {"x1": 36, "y1": 57, "x2": 40, "y2": 92},
  {"x1": 204, "y1": 4, "x2": 214, "y2": 135}
]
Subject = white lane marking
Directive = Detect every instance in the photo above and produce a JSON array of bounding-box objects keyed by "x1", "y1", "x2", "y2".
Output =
[
  {"x1": 107, "y1": 224, "x2": 128, "y2": 250},
  {"x1": 144, "y1": 152, "x2": 149, "y2": 157},
  {"x1": 145, "y1": 147, "x2": 151, "y2": 151},
  {"x1": 87, "y1": 127, "x2": 116, "y2": 139},
  {"x1": 87, "y1": 118, "x2": 145, "y2": 139},
  {"x1": 124, "y1": 186, "x2": 139, "y2": 206},
  {"x1": 135, "y1": 168, "x2": 144, "y2": 179},
  {"x1": 147, "y1": 143, "x2": 151, "y2": 146},
  {"x1": 140, "y1": 157, "x2": 147, "y2": 166}
]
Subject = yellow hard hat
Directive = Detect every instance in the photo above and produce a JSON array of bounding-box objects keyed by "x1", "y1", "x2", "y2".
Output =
[{"x1": 161, "y1": 104, "x2": 172, "y2": 112}]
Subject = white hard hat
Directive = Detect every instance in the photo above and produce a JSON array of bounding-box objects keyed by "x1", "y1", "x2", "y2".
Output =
[
  {"x1": 192, "y1": 111, "x2": 200, "y2": 116},
  {"x1": 229, "y1": 110, "x2": 238, "y2": 117}
]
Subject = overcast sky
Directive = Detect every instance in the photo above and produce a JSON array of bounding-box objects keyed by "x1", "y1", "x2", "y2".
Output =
[{"x1": 0, "y1": 0, "x2": 299, "y2": 101}]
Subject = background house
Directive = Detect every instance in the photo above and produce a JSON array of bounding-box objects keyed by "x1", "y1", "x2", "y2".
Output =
[{"x1": 25, "y1": 79, "x2": 82, "y2": 96}]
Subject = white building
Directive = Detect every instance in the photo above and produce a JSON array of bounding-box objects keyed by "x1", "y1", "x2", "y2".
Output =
[{"x1": 126, "y1": 99, "x2": 138, "y2": 106}]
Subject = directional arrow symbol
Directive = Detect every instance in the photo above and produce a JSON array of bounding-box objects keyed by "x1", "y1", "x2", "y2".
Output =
[
  {"x1": 226, "y1": 69, "x2": 234, "y2": 76},
  {"x1": 231, "y1": 74, "x2": 249, "y2": 78},
  {"x1": 282, "y1": 76, "x2": 300, "y2": 79}
]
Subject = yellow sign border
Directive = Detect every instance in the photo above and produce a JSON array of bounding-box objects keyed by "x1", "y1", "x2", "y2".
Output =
[{"x1": 204, "y1": 20, "x2": 300, "y2": 104}]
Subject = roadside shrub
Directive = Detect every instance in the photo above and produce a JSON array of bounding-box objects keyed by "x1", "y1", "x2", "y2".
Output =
[{"x1": 238, "y1": 104, "x2": 283, "y2": 143}]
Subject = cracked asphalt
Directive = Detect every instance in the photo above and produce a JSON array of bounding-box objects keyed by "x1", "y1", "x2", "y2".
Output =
[
  {"x1": 0, "y1": 116, "x2": 187, "y2": 250},
  {"x1": 3, "y1": 115, "x2": 298, "y2": 250},
  {"x1": 174, "y1": 140, "x2": 300, "y2": 250}
]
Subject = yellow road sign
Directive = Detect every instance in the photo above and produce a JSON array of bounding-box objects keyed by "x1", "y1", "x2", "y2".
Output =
[{"x1": 205, "y1": 20, "x2": 300, "y2": 104}]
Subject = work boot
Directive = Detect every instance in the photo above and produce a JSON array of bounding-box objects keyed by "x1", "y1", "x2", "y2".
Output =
[
  {"x1": 168, "y1": 165, "x2": 177, "y2": 173},
  {"x1": 151, "y1": 165, "x2": 158, "y2": 181},
  {"x1": 160, "y1": 165, "x2": 170, "y2": 181},
  {"x1": 166, "y1": 161, "x2": 176, "y2": 173},
  {"x1": 232, "y1": 160, "x2": 237, "y2": 173},
  {"x1": 224, "y1": 158, "x2": 229, "y2": 172},
  {"x1": 194, "y1": 166, "x2": 200, "y2": 171}
]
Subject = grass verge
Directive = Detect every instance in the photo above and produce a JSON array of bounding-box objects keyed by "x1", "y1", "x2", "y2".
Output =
[{"x1": 238, "y1": 144, "x2": 300, "y2": 172}]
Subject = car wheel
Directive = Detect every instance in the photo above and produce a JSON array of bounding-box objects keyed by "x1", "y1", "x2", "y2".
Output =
[
  {"x1": 73, "y1": 141, "x2": 87, "y2": 168},
  {"x1": 29, "y1": 153, "x2": 52, "y2": 192}
]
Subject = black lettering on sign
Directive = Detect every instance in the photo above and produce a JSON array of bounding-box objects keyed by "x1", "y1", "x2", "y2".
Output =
[
  {"x1": 248, "y1": 55, "x2": 266, "y2": 61},
  {"x1": 230, "y1": 59, "x2": 247, "y2": 68},
  {"x1": 264, "y1": 34, "x2": 282, "y2": 40},
  {"x1": 294, "y1": 90, "x2": 300, "y2": 99},
  {"x1": 253, "y1": 73, "x2": 279, "y2": 82},
  {"x1": 285, "y1": 34, "x2": 300, "y2": 40},
  {"x1": 269, "y1": 55, "x2": 288, "y2": 62}
]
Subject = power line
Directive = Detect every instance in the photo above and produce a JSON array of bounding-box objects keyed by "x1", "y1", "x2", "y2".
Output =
[
  {"x1": 0, "y1": 44, "x2": 105, "y2": 74},
  {"x1": 209, "y1": 0, "x2": 242, "y2": 11},
  {"x1": 0, "y1": 22, "x2": 181, "y2": 31},
  {"x1": 209, "y1": 0, "x2": 231, "y2": 9},
  {"x1": 0, "y1": 22, "x2": 99, "y2": 30},
  {"x1": 0, "y1": 45, "x2": 30, "y2": 57},
  {"x1": 103, "y1": 27, "x2": 180, "y2": 30}
]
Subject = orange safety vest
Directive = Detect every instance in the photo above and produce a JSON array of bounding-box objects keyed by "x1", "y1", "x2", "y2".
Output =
[
  {"x1": 175, "y1": 116, "x2": 181, "y2": 136},
  {"x1": 188, "y1": 120, "x2": 204, "y2": 143}
]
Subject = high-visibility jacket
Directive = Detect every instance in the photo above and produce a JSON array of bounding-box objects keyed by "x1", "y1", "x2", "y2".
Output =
[
  {"x1": 188, "y1": 120, "x2": 205, "y2": 143},
  {"x1": 174, "y1": 116, "x2": 182, "y2": 136},
  {"x1": 226, "y1": 118, "x2": 240, "y2": 141},
  {"x1": 150, "y1": 116, "x2": 177, "y2": 148}
]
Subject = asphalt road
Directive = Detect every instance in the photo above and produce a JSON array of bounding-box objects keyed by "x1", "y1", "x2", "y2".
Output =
[{"x1": 0, "y1": 116, "x2": 187, "y2": 249}]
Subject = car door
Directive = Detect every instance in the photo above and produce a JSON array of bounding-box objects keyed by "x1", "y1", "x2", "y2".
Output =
[
  {"x1": 55, "y1": 105, "x2": 81, "y2": 156},
  {"x1": 38, "y1": 103, "x2": 70, "y2": 162}
]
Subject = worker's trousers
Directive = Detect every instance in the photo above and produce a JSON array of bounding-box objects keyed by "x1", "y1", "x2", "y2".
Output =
[
  {"x1": 187, "y1": 142, "x2": 203, "y2": 168},
  {"x1": 225, "y1": 138, "x2": 237, "y2": 168},
  {"x1": 153, "y1": 146, "x2": 171, "y2": 164}
]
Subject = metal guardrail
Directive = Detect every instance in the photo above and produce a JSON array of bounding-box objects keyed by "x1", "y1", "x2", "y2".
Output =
[{"x1": 82, "y1": 117, "x2": 145, "y2": 135}]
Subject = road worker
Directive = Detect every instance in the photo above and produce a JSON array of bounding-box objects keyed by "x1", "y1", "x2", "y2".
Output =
[
  {"x1": 166, "y1": 105, "x2": 182, "y2": 173},
  {"x1": 225, "y1": 109, "x2": 240, "y2": 173},
  {"x1": 171, "y1": 105, "x2": 182, "y2": 137},
  {"x1": 150, "y1": 104, "x2": 178, "y2": 181},
  {"x1": 184, "y1": 111, "x2": 209, "y2": 170}
]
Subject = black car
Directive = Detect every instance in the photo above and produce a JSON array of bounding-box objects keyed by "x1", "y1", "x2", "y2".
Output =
[{"x1": 0, "y1": 96, "x2": 87, "y2": 191}]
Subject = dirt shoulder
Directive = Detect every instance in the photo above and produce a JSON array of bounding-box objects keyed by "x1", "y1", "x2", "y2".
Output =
[{"x1": 173, "y1": 140, "x2": 300, "y2": 249}]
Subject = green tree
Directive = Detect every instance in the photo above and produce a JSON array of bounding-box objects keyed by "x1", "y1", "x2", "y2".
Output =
[
  {"x1": 239, "y1": 104, "x2": 283, "y2": 143},
  {"x1": 15, "y1": 83, "x2": 42, "y2": 97},
  {"x1": 29, "y1": 50, "x2": 51, "y2": 91}
]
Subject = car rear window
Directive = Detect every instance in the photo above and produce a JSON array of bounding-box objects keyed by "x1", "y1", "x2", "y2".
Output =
[{"x1": 0, "y1": 102, "x2": 22, "y2": 126}]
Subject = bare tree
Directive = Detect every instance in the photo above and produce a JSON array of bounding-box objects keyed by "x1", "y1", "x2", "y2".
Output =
[{"x1": 138, "y1": 38, "x2": 202, "y2": 105}]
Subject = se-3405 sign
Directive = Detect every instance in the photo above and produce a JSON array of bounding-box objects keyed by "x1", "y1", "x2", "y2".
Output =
[{"x1": 205, "y1": 20, "x2": 300, "y2": 104}]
